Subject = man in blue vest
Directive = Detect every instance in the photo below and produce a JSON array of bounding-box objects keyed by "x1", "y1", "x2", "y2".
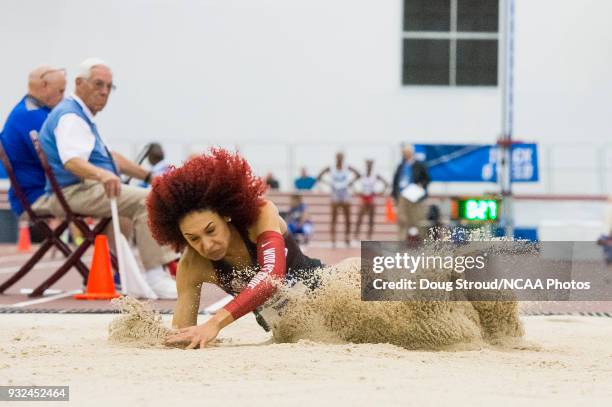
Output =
[
  {"x1": 38, "y1": 58, "x2": 177, "y2": 299},
  {"x1": 391, "y1": 145, "x2": 430, "y2": 240},
  {"x1": 1, "y1": 66, "x2": 66, "y2": 216}
]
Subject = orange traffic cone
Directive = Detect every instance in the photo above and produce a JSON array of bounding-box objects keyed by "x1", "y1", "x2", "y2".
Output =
[
  {"x1": 17, "y1": 222, "x2": 31, "y2": 252},
  {"x1": 75, "y1": 235, "x2": 120, "y2": 300},
  {"x1": 385, "y1": 197, "x2": 397, "y2": 223}
]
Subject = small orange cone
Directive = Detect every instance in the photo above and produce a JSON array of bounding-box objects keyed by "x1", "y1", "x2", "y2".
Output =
[
  {"x1": 75, "y1": 235, "x2": 120, "y2": 300},
  {"x1": 385, "y1": 197, "x2": 397, "y2": 223},
  {"x1": 17, "y1": 222, "x2": 31, "y2": 252}
]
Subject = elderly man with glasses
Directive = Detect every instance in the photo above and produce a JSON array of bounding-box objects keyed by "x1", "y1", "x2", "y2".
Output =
[
  {"x1": 37, "y1": 58, "x2": 178, "y2": 298},
  {"x1": 1, "y1": 66, "x2": 66, "y2": 217}
]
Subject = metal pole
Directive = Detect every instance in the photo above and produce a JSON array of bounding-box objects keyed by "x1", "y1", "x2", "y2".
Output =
[{"x1": 500, "y1": 0, "x2": 515, "y2": 238}]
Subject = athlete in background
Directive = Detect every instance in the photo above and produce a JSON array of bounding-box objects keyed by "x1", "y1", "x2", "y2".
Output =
[
  {"x1": 316, "y1": 152, "x2": 360, "y2": 247},
  {"x1": 353, "y1": 159, "x2": 388, "y2": 241}
]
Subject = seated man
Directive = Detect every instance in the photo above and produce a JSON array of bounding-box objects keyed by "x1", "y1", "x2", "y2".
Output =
[
  {"x1": 0, "y1": 66, "x2": 66, "y2": 216},
  {"x1": 37, "y1": 58, "x2": 177, "y2": 298},
  {"x1": 285, "y1": 194, "x2": 313, "y2": 244}
]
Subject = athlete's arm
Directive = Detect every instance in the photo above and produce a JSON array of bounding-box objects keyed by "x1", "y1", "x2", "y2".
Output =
[
  {"x1": 316, "y1": 167, "x2": 330, "y2": 182},
  {"x1": 348, "y1": 166, "x2": 361, "y2": 180},
  {"x1": 166, "y1": 246, "x2": 229, "y2": 349},
  {"x1": 376, "y1": 174, "x2": 390, "y2": 194},
  {"x1": 222, "y1": 200, "x2": 286, "y2": 320},
  {"x1": 347, "y1": 166, "x2": 361, "y2": 190},
  {"x1": 171, "y1": 246, "x2": 215, "y2": 329}
]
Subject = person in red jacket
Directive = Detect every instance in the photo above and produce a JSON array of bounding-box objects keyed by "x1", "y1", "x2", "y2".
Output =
[{"x1": 146, "y1": 149, "x2": 323, "y2": 349}]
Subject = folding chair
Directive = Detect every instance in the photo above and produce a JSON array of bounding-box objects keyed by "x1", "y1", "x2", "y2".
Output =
[
  {"x1": 19, "y1": 131, "x2": 117, "y2": 297},
  {"x1": 0, "y1": 139, "x2": 91, "y2": 295},
  {"x1": 123, "y1": 143, "x2": 152, "y2": 184}
]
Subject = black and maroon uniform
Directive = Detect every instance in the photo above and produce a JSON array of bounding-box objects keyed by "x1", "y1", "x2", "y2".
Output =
[{"x1": 213, "y1": 227, "x2": 323, "y2": 330}]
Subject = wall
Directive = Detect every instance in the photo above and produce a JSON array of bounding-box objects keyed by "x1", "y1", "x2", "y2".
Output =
[{"x1": 0, "y1": 0, "x2": 610, "y2": 195}]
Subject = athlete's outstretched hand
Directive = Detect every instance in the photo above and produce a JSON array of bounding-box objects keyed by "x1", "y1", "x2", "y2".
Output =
[{"x1": 165, "y1": 320, "x2": 221, "y2": 349}]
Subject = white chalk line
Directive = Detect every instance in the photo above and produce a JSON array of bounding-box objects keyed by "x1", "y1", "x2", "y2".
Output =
[
  {"x1": 19, "y1": 288, "x2": 63, "y2": 295},
  {"x1": 9, "y1": 289, "x2": 83, "y2": 308}
]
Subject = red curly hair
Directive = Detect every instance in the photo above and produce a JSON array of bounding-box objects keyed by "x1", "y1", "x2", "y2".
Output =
[{"x1": 146, "y1": 148, "x2": 267, "y2": 251}]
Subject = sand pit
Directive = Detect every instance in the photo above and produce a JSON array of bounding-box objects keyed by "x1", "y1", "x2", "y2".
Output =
[
  {"x1": 1, "y1": 313, "x2": 612, "y2": 406},
  {"x1": 106, "y1": 258, "x2": 524, "y2": 351},
  {"x1": 270, "y1": 258, "x2": 524, "y2": 350},
  {"x1": 2, "y1": 260, "x2": 610, "y2": 405}
]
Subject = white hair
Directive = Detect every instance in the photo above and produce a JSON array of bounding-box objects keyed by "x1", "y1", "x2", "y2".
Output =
[
  {"x1": 402, "y1": 144, "x2": 414, "y2": 154},
  {"x1": 76, "y1": 57, "x2": 110, "y2": 79}
]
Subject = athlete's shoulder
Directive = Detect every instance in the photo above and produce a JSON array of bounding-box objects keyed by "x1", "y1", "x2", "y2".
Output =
[
  {"x1": 259, "y1": 199, "x2": 279, "y2": 216},
  {"x1": 249, "y1": 199, "x2": 285, "y2": 238}
]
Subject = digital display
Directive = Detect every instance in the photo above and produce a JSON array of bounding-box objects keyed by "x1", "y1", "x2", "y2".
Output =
[{"x1": 453, "y1": 198, "x2": 500, "y2": 221}]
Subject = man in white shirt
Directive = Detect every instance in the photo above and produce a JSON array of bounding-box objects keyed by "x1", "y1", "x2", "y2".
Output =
[{"x1": 38, "y1": 58, "x2": 177, "y2": 298}]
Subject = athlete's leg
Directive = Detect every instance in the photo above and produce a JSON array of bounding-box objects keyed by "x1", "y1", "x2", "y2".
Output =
[
  {"x1": 330, "y1": 202, "x2": 339, "y2": 246},
  {"x1": 366, "y1": 203, "x2": 375, "y2": 240},
  {"x1": 341, "y1": 202, "x2": 351, "y2": 245},
  {"x1": 354, "y1": 203, "x2": 366, "y2": 239}
]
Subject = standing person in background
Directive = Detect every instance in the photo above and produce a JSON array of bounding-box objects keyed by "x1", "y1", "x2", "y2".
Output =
[
  {"x1": 294, "y1": 167, "x2": 317, "y2": 191},
  {"x1": 316, "y1": 152, "x2": 360, "y2": 247},
  {"x1": 353, "y1": 159, "x2": 388, "y2": 241},
  {"x1": 265, "y1": 172, "x2": 280, "y2": 190},
  {"x1": 0, "y1": 66, "x2": 66, "y2": 217},
  {"x1": 392, "y1": 145, "x2": 430, "y2": 240},
  {"x1": 597, "y1": 195, "x2": 612, "y2": 265}
]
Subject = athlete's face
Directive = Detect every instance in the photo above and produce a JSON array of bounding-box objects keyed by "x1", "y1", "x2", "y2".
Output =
[
  {"x1": 179, "y1": 210, "x2": 232, "y2": 261},
  {"x1": 335, "y1": 153, "x2": 344, "y2": 167}
]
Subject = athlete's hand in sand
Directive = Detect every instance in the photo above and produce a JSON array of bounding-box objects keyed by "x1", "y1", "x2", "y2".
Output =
[{"x1": 164, "y1": 320, "x2": 221, "y2": 349}]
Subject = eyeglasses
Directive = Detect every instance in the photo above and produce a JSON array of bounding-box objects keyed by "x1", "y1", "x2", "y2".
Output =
[
  {"x1": 40, "y1": 68, "x2": 66, "y2": 80},
  {"x1": 86, "y1": 78, "x2": 117, "y2": 92}
]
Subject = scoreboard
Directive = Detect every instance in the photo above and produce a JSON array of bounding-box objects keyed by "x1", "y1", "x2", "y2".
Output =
[{"x1": 451, "y1": 197, "x2": 500, "y2": 222}]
